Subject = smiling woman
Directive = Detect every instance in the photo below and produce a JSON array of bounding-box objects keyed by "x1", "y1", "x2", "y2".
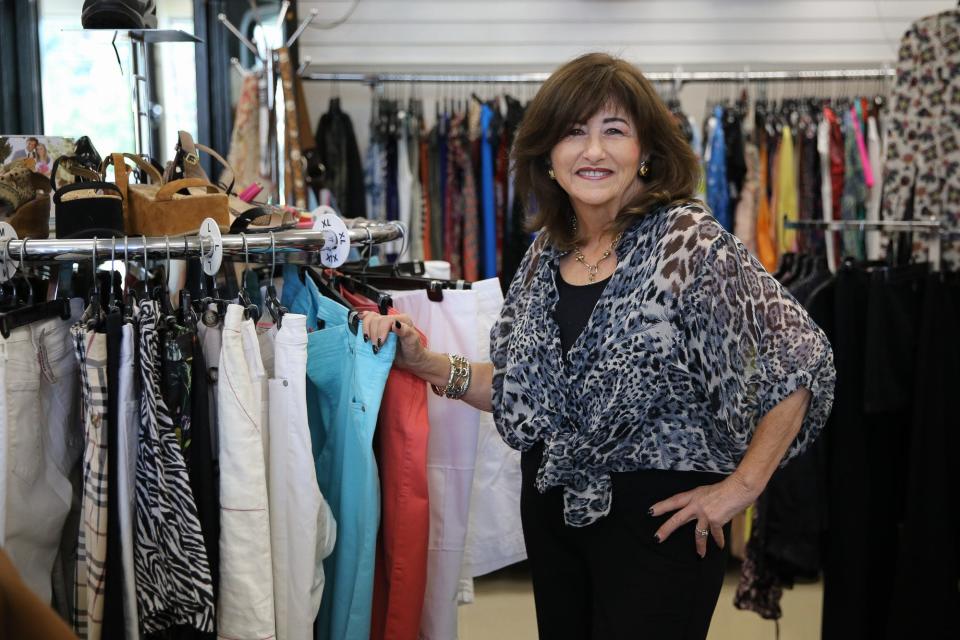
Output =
[
  {"x1": 359, "y1": 52, "x2": 836, "y2": 640},
  {"x1": 513, "y1": 52, "x2": 700, "y2": 253}
]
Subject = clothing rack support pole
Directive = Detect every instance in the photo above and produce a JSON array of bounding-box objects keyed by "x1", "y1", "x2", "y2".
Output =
[
  {"x1": 299, "y1": 68, "x2": 896, "y2": 85},
  {"x1": 5, "y1": 223, "x2": 404, "y2": 263}
]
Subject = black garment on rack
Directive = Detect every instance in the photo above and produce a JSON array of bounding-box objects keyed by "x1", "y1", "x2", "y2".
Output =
[
  {"x1": 153, "y1": 325, "x2": 218, "y2": 640},
  {"x1": 501, "y1": 96, "x2": 530, "y2": 288},
  {"x1": 101, "y1": 311, "x2": 125, "y2": 638},
  {"x1": 821, "y1": 264, "x2": 870, "y2": 639},
  {"x1": 798, "y1": 117, "x2": 823, "y2": 253},
  {"x1": 734, "y1": 275, "x2": 832, "y2": 621},
  {"x1": 188, "y1": 334, "x2": 219, "y2": 622},
  {"x1": 887, "y1": 272, "x2": 960, "y2": 637},
  {"x1": 723, "y1": 109, "x2": 746, "y2": 214},
  {"x1": 315, "y1": 97, "x2": 367, "y2": 217},
  {"x1": 821, "y1": 263, "x2": 928, "y2": 639}
]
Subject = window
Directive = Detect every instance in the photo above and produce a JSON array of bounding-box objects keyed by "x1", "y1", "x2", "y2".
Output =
[{"x1": 37, "y1": 0, "x2": 198, "y2": 163}]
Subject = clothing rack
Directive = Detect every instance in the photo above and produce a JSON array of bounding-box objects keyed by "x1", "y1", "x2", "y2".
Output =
[
  {"x1": 0, "y1": 220, "x2": 403, "y2": 265},
  {"x1": 300, "y1": 67, "x2": 895, "y2": 86},
  {"x1": 784, "y1": 219, "x2": 952, "y2": 270}
]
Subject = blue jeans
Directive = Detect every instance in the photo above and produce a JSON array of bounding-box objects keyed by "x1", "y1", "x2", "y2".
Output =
[{"x1": 285, "y1": 268, "x2": 396, "y2": 640}]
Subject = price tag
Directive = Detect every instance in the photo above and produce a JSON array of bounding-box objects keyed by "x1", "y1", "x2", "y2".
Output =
[
  {"x1": 312, "y1": 206, "x2": 350, "y2": 267},
  {"x1": 198, "y1": 218, "x2": 223, "y2": 276}
]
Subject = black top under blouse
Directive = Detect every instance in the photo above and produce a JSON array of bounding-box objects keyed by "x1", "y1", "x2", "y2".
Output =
[{"x1": 554, "y1": 271, "x2": 611, "y2": 355}]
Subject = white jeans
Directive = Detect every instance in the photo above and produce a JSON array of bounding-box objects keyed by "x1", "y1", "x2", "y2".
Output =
[
  {"x1": 217, "y1": 305, "x2": 276, "y2": 639},
  {"x1": 389, "y1": 287, "x2": 481, "y2": 640},
  {"x1": 462, "y1": 279, "x2": 525, "y2": 581},
  {"x1": 1, "y1": 312, "x2": 82, "y2": 604},
  {"x1": 265, "y1": 314, "x2": 336, "y2": 640},
  {"x1": 117, "y1": 324, "x2": 142, "y2": 639}
]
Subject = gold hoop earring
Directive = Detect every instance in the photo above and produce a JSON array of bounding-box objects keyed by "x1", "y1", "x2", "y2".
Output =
[
  {"x1": 548, "y1": 168, "x2": 556, "y2": 180},
  {"x1": 638, "y1": 161, "x2": 650, "y2": 177}
]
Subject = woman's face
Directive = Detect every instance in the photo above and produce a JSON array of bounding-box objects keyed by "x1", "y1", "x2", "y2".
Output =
[{"x1": 549, "y1": 104, "x2": 642, "y2": 216}]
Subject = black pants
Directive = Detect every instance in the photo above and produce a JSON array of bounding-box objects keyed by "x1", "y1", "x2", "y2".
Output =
[{"x1": 521, "y1": 443, "x2": 729, "y2": 640}]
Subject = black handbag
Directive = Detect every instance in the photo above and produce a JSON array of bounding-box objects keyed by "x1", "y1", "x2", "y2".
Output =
[{"x1": 53, "y1": 181, "x2": 124, "y2": 239}]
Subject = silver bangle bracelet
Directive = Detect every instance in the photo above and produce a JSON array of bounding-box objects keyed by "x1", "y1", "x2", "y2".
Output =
[{"x1": 430, "y1": 353, "x2": 472, "y2": 399}]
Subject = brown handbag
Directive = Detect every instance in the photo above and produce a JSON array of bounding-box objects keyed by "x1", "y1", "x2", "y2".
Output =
[
  {"x1": 100, "y1": 152, "x2": 163, "y2": 230},
  {"x1": 127, "y1": 177, "x2": 229, "y2": 236}
]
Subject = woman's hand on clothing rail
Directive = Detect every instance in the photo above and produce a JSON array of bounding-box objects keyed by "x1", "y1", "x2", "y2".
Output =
[
  {"x1": 649, "y1": 387, "x2": 812, "y2": 558},
  {"x1": 358, "y1": 310, "x2": 494, "y2": 413}
]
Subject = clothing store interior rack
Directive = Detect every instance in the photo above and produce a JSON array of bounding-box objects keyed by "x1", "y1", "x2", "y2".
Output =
[
  {"x1": 784, "y1": 218, "x2": 959, "y2": 271},
  {"x1": 299, "y1": 67, "x2": 895, "y2": 86},
  {"x1": 0, "y1": 219, "x2": 404, "y2": 269}
]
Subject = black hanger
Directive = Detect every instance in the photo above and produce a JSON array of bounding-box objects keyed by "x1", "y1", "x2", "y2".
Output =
[
  {"x1": 772, "y1": 253, "x2": 795, "y2": 280},
  {"x1": 264, "y1": 233, "x2": 287, "y2": 327},
  {"x1": 179, "y1": 289, "x2": 198, "y2": 327},
  {"x1": 303, "y1": 267, "x2": 359, "y2": 333},
  {"x1": 340, "y1": 259, "x2": 427, "y2": 278},
  {"x1": 0, "y1": 238, "x2": 72, "y2": 337},
  {"x1": 337, "y1": 272, "x2": 393, "y2": 315},
  {"x1": 346, "y1": 273, "x2": 458, "y2": 302},
  {"x1": 236, "y1": 235, "x2": 261, "y2": 322},
  {"x1": 0, "y1": 298, "x2": 71, "y2": 339}
]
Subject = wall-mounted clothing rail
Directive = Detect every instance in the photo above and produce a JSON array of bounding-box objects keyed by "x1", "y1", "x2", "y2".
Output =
[
  {"x1": 785, "y1": 219, "x2": 941, "y2": 233},
  {"x1": 785, "y1": 218, "x2": 953, "y2": 270},
  {"x1": 2, "y1": 221, "x2": 403, "y2": 264},
  {"x1": 301, "y1": 67, "x2": 894, "y2": 85}
]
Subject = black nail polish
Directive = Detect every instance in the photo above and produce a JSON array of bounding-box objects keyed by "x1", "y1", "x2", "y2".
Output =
[
  {"x1": 377, "y1": 337, "x2": 382, "y2": 347},
  {"x1": 363, "y1": 334, "x2": 369, "y2": 342},
  {"x1": 647, "y1": 507, "x2": 654, "y2": 516},
  {"x1": 653, "y1": 534, "x2": 661, "y2": 543},
  {"x1": 373, "y1": 345, "x2": 379, "y2": 354},
  {"x1": 395, "y1": 320, "x2": 402, "y2": 329}
]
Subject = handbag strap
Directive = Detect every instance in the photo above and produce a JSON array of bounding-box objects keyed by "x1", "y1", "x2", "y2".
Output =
[
  {"x1": 154, "y1": 178, "x2": 221, "y2": 201},
  {"x1": 50, "y1": 156, "x2": 101, "y2": 190},
  {"x1": 53, "y1": 181, "x2": 122, "y2": 206},
  {"x1": 100, "y1": 153, "x2": 163, "y2": 184}
]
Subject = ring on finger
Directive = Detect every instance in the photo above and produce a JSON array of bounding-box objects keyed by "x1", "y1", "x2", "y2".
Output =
[{"x1": 695, "y1": 527, "x2": 709, "y2": 537}]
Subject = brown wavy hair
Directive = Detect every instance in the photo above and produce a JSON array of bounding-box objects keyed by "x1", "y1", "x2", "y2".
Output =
[{"x1": 512, "y1": 52, "x2": 700, "y2": 250}]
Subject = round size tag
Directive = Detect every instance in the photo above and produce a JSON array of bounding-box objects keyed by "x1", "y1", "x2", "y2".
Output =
[
  {"x1": 0, "y1": 222, "x2": 19, "y2": 281},
  {"x1": 198, "y1": 218, "x2": 223, "y2": 276},
  {"x1": 312, "y1": 206, "x2": 351, "y2": 268}
]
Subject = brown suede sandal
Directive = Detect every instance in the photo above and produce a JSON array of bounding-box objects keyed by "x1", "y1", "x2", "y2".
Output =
[{"x1": 163, "y1": 130, "x2": 297, "y2": 232}]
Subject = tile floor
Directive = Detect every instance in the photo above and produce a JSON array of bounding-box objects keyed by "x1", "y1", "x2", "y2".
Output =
[{"x1": 458, "y1": 562, "x2": 822, "y2": 639}]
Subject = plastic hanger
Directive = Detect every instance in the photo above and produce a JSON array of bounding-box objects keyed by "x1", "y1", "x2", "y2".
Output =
[
  {"x1": 337, "y1": 272, "x2": 393, "y2": 315},
  {"x1": 237, "y1": 234, "x2": 261, "y2": 322},
  {"x1": 264, "y1": 232, "x2": 287, "y2": 327},
  {"x1": 0, "y1": 238, "x2": 71, "y2": 339}
]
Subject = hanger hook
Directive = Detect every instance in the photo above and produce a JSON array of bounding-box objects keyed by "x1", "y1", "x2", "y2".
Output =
[
  {"x1": 18, "y1": 237, "x2": 29, "y2": 276},
  {"x1": 92, "y1": 237, "x2": 99, "y2": 296},
  {"x1": 242, "y1": 233, "x2": 250, "y2": 272},
  {"x1": 269, "y1": 231, "x2": 277, "y2": 283},
  {"x1": 141, "y1": 235, "x2": 148, "y2": 269},
  {"x1": 123, "y1": 235, "x2": 131, "y2": 301},
  {"x1": 165, "y1": 235, "x2": 171, "y2": 295}
]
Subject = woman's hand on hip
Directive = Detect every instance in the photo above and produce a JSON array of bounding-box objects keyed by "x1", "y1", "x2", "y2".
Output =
[
  {"x1": 648, "y1": 475, "x2": 758, "y2": 558},
  {"x1": 357, "y1": 310, "x2": 427, "y2": 370}
]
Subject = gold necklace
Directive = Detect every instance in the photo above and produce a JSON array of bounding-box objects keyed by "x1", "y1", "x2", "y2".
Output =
[{"x1": 573, "y1": 232, "x2": 623, "y2": 282}]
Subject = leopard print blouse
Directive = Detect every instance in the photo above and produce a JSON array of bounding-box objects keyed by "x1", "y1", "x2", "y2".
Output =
[{"x1": 490, "y1": 202, "x2": 836, "y2": 527}]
